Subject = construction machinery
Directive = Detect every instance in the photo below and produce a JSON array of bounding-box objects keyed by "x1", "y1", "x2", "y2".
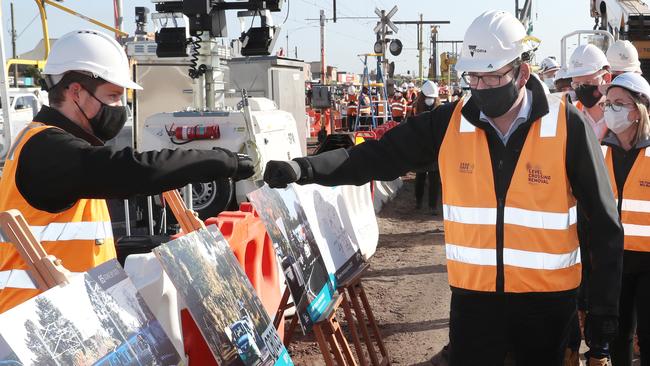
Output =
[{"x1": 590, "y1": 0, "x2": 650, "y2": 75}]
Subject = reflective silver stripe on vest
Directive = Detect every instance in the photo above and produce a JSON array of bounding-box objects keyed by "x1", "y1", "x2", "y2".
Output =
[
  {"x1": 30, "y1": 221, "x2": 113, "y2": 242},
  {"x1": 7, "y1": 123, "x2": 44, "y2": 161},
  {"x1": 539, "y1": 95, "x2": 561, "y2": 138},
  {"x1": 0, "y1": 269, "x2": 37, "y2": 289}
]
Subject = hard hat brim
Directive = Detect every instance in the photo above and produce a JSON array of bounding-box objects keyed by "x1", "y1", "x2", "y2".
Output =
[
  {"x1": 455, "y1": 57, "x2": 510, "y2": 73},
  {"x1": 563, "y1": 66, "x2": 603, "y2": 79}
]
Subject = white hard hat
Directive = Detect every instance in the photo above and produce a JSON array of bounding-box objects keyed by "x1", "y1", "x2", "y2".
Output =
[
  {"x1": 565, "y1": 44, "x2": 609, "y2": 79},
  {"x1": 599, "y1": 72, "x2": 650, "y2": 105},
  {"x1": 347, "y1": 85, "x2": 356, "y2": 94},
  {"x1": 554, "y1": 67, "x2": 569, "y2": 80},
  {"x1": 539, "y1": 57, "x2": 560, "y2": 74},
  {"x1": 607, "y1": 40, "x2": 642, "y2": 74},
  {"x1": 456, "y1": 10, "x2": 539, "y2": 73},
  {"x1": 44, "y1": 29, "x2": 142, "y2": 90},
  {"x1": 408, "y1": 82, "x2": 415, "y2": 88},
  {"x1": 421, "y1": 80, "x2": 439, "y2": 98},
  {"x1": 401, "y1": 82, "x2": 408, "y2": 89}
]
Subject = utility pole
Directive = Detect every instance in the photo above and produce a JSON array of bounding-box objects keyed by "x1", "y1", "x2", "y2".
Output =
[
  {"x1": 294, "y1": 46, "x2": 298, "y2": 59},
  {"x1": 10, "y1": 2, "x2": 17, "y2": 87},
  {"x1": 418, "y1": 13, "x2": 423, "y2": 83},
  {"x1": 429, "y1": 26, "x2": 438, "y2": 80},
  {"x1": 320, "y1": 9, "x2": 326, "y2": 84}
]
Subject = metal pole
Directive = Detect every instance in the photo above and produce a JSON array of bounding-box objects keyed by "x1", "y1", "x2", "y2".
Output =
[
  {"x1": 10, "y1": 2, "x2": 17, "y2": 88},
  {"x1": 515, "y1": 0, "x2": 519, "y2": 19},
  {"x1": 123, "y1": 199, "x2": 131, "y2": 236},
  {"x1": 115, "y1": 0, "x2": 124, "y2": 40},
  {"x1": 0, "y1": 0, "x2": 13, "y2": 159},
  {"x1": 147, "y1": 196, "x2": 154, "y2": 236},
  {"x1": 320, "y1": 10, "x2": 326, "y2": 83},
  {"x1": 418, "y1": 14, "x2": 423, "y2": 83}
]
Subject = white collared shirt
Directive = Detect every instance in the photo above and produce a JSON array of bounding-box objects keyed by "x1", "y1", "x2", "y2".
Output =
[{"x1": 479, "y1": 89, "x2": 533, "y2": 145}]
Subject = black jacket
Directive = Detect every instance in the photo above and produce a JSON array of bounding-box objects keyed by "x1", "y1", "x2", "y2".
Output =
[
  {"x1": 601, "y1": 132, "x2": 650, "y2": 275},
  {"x1": 15, "y1": 106, "x2": 238, "y2": 213},
  {"x1": 296, "y1": 78, "x2": 624, "y2": 316}
]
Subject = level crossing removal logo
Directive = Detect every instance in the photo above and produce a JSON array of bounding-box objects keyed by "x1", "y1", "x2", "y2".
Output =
[{"x1": 527, "y1": 164, "x2": 551, "y2": 185}]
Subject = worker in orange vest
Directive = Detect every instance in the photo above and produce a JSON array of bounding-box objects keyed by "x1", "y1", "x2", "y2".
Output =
[
  {"x1": 598, "y1": 73, "x2": 650, "y2": 366},
  {"x1": 405, "y1": 82, "x2": 418, "y2": 117},
  {"x1": 0, "y1": 30, "x2": 254, "y2": 313},
  {"x1": 565, "y1": 44, "x2": 612, "y2": 141},
  {"x1": 263, "y1": 11, "x2": 622, "y2": 365},
  {"x1": 390, "y1": 88, "x2": 407, "y2": 122},
  {"x1": 345, "y1": 85, "x2": 358, "y2": 130}
]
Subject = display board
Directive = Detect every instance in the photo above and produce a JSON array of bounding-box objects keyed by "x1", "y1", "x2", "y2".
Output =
[
  {"x1": 154, "y1": 226, "x2": 292, "y2": 366},
  {"x1": 0, "y1": 259, "x2": 182, "y2": 366},
  {"x1": 248, "y1": 185, "x2": 335, "y2": 331},
  {"x1": 293, "y1": 184, "x2": 371, "y2": 283}
]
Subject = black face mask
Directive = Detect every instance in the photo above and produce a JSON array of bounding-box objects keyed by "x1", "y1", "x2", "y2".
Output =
[
  {"x1": 75, "y1": 90, "x2": 127, "y2": 141},
  {"x1": 574, "y1": 84, "x2": 602, "y2": 108},
  {"x1": 470, "y1": 78, "x2": 521, "y2": 118}
]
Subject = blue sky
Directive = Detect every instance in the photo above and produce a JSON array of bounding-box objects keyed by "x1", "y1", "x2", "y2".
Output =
[{"x1": 1, "y1": 0, "x2": 593, "y2": 74}]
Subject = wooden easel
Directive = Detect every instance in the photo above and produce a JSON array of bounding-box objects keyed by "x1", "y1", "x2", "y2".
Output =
[
  {"x1": 273, "y1": 264, "x2": 390, "y2": 365},
  {"x1": 162, "y1": 190, "x2": 206, "y2": 232},
  {"x1": 337, "y1": 264, "x2": 390, "y2": 366},
  {"x1": 0, "y1": 209, "x2": 71, "y2": 291}
]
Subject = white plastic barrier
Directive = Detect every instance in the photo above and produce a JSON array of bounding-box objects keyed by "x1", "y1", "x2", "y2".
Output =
[
  {"x1": 373, "y1": 178, "x2": 403, "y2": 213},
  {"x1": 124, "y1": 253, "x2": 186, "y2": 361}
]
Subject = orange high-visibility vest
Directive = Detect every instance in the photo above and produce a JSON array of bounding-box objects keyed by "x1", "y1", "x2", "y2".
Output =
[
  {"x1": 0, "y1": 122, "x2": 116, "y2": 313},
  {"x1": 439, "y1": 95, "x2": 581, "y2": 293},
  {"x1": 359, "y1": 95, "x2": 371, "y2": 115},
  {"x1": 391, "y1": 97, "x2": 407, "y2": 118},
  {"x1": 603, "y1": 146, "x2": 650, "y2": 252}
]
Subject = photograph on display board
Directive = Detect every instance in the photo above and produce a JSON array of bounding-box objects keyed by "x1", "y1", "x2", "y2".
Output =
[
  {"x1": 154, "y1": 227, "x2": 292, "y2": 366},
  {"x1": 0, "y1": 259, "x2": 182, "y2": 366},
  {"x1": 293, "y1": 184, "x2": 368, "y2": 283},
  {"x1": 248, "y1": 184, "x2": 335, "y2": 331}
]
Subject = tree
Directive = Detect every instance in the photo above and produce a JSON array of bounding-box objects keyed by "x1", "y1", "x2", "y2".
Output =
[
  {"x1": 84, "y1": 276, "x2": 133, "y2": 342},
  {"x1": 24, "y1": 297, "x2": 86, "y2": 365}
]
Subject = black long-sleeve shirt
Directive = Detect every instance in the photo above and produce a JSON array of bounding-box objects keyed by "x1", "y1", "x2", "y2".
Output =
[
  {"x1": 295, "y1": 78, "x2": 624, "y2": 316},
  {"x1": 15, "y1": 106, "x2": 238, "y2": 213}
]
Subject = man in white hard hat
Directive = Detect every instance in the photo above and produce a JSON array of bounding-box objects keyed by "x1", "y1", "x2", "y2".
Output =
[
  {"x1": 565, "y1": 44, "x2": 612, "y2": 141},
  {"x1": 607, "y1": 40, "x2": 642, "y2": 77},
  {"x1": 0, "y1": 30, "x2": 254, "y2": 313},
  {"x1": 539, "y1": 56, "x2": 561, "y2": 91},
  {"x1": 263, "y1": 10, "x2": 622, "y2": 365}
]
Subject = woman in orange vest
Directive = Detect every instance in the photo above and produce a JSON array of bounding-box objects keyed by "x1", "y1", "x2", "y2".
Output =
[
  {"x1": 0, "y1": 30, "x2": 254, "y2": 313},
  {"x1": 600, "y1": 72, "x2": 650, "y2": 366}
]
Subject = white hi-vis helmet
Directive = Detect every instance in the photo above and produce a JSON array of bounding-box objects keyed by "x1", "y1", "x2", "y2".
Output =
[
  {"x1": 565, "y1": 44, "x2": 609, "y2": 78},
  {"x1": 607, "y1": 40, "x2": 642, "y2": 74},
  {"x1": 43, "y1": 30, "x2": 142, "y2": 90},
  {"x1": 421, "y1": 80, "x2": 439, "y2": 98},
  {"x1": 539, "y1": 57, "x2": 560, "y2": 74},
  {"x1": 347, "y1": 85, "x2": 356, "y2": 95},
  {"x1": 456, "y1": 10, "x2": 539, "y2": 73}
]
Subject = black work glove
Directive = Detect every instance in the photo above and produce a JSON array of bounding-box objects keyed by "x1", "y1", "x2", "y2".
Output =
[
  {"x1": 264, "y1": 160, "x2": 302, "y2": 188},
  {"x1": 233, "y1": 153, "x2": 255, "y2": 181},
  {"x1": 584, "y1": 313, "x2": 618, "y2": 349}
]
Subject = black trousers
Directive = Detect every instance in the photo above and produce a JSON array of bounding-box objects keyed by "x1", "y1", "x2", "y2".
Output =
[
  {"x1": 415, "y1": 170, "x2": 440, "y2": 208},
  {"x1": 449, "y1": 292, "x2": 576, "y2": 366},
  {"x1": 611, "y1": 270, "x2": 650, "y2": 366}
]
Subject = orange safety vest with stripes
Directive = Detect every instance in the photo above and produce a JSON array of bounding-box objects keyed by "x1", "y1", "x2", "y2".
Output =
[
  {"x1": 0, "y1": 122, "x2": 116, "y2": 313},
  {"x1": 390, "y1": 97, "x2": 407, "y2": 118},
  {"x1": 439, "y1": 95, "x2": 581, "y2": 293},
  {"x1": 603, "y1": 146, "x2": 650, "y2": 252}
]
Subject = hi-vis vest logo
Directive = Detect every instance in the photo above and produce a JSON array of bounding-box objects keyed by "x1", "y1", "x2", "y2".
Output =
[
  {"x1": 468, "y1": 45, "x2": 486, "y2": 57},
  {"x1": 619, "y1": 52, "x2": 630, "y2": 61},
  {"x1": 527, "y1": 164, "x2": 551, "y2": 184},
  {"x1": 459, "y1": 162, "x2": 474, "y2": 174},
  {"x1": 639, "y1": 179, "x2": 650, "y2": 188}
]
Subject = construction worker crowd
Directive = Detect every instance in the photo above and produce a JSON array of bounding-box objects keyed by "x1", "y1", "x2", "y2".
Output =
[{"x1": 265, "y1": 9, "x2": 650, "y2": 366}]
